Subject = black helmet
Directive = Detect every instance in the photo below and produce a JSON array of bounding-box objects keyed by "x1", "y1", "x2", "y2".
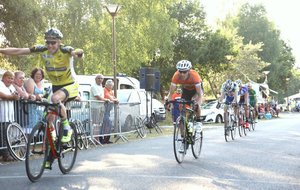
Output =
[{"x1": 44, "y1": 28, "x2": 63, "y2": 40}]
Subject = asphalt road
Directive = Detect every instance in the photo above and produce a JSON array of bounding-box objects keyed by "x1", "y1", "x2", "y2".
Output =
[{"x1": 0, "y1": 112, "x2": 299, "y2": 190}]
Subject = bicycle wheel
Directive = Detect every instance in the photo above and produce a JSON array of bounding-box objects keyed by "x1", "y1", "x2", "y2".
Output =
[
  {"x1": 135, "y1": 116, "x2": 147, "y2": 138},
  {"x1": 249, "y1": 110, "x2": 255, "y2": 131},
  {"x1": 231, "y1": 118, "x2": 237, "y2": 140},
  {"x1": 173, "y1": 117, "x2": 186, "y2": 163},
  {"x1": 238, "y1": 114, "x2": 244, "y2": 137},
  {"x1": 75, "y1": 120, "x2": 88, "y2": 150},
  {"x1": 6, "y1": 122, "x2": 27, "y2": 161},
  {"x1": 82, "y1": 119, "x2": 90, "y2": 149},
  {"x1": 58, "y1": 121, "x2": 78, "y2": 174},
  {"x1": 224, "y1": 113, "x2": 231, "y2": 142},
  {"x1": 25, "y1": 122, "x2": 48, "y2": 182},
  {"x1": 242, "y1": 115, "x2": 247, "y2": 136},
  {"x1": 192, "y1": 126, "x2": 203, "y2": 159}
]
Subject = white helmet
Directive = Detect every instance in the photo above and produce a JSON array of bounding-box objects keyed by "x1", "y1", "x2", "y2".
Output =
[
  {"x1": 176, "y1": 60, "x2": 192, "y2": 72},
  {"x1": 224, "y1": 79, "x2": 234, "y2": 92},
  {"x1": 235, "y1": 79, "x2": 242, "y2": 87}
]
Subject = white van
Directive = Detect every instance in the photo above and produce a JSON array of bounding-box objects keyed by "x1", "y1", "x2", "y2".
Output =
[{"x1": 76, "y1": 74, "x2": 140, "y2": 100}]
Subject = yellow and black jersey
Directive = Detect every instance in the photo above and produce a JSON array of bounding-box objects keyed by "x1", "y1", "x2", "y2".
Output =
[{"x1": 30, "y1": 44, "x2": 76, "y2": 86}]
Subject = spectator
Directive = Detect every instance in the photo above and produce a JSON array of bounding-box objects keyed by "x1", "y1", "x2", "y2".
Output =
[
  {"x1": 24, "y1": 68, "x2": 44, "y2": 101},
  {"x1": 0, "y1": 71, "x2": 19, "y2": 162},
  {"x1": 101, "y1": 79, "x2": 119, "y2": 144},
  {"x1": 13, "y1": 71, "x2": 35, "y2": 133},
  {"x1": 23, "y1": 68, "x2": 45, "y2": 133},
  {"x1": 90, "y1": 74, "x2": 108, "y2": 142},
  {"x1": 90, "y1": 74, "x2": 108, "y2": 101},
  {"x1": 13, "y1": 71, "x2": 33, "y2": 100}
]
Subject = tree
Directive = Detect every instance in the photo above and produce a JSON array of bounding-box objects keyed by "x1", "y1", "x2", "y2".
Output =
[{"x1": 234, "y1": 3, "x2": 295, "y2": 99}]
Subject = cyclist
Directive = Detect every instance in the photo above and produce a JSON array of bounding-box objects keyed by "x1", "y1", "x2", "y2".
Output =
[
  {"x1": 236, "y1": 79, "x2": 250, "y2": 128},
  {"x1": 0, "y1": 28, "x2": 84, "y2": 144},
  {"x1": 218, "y1": 79, "x2": 239, "y2": 133},
  {"x1": 248, "y1": 83, "x2": 258, "y2": 123},
  {"x1": 166, "y1": 60, "x2": 203, "y2": 129}
]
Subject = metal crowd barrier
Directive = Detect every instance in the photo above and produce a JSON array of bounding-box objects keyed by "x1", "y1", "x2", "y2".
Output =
[{"x1": 0, "y1": 99, "x2": 142, "y2": 150}]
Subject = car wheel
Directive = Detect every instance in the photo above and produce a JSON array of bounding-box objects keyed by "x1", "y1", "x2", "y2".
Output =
[{"x1": 215, "y1": 115, "x2": 222, "y2": 123}]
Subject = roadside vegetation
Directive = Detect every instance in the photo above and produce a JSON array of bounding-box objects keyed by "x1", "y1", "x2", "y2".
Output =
[{"x1": 1, "y1": 0, "x2": 299, "y2": 103}]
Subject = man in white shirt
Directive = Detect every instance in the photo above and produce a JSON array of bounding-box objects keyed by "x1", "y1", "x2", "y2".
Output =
[
  {"x1": 0, "y1": 71, "x2": 19, "y2": 161},
  {"x1": 90, "y1": 74, "x2": 107, "y2": 101},
  {"x1": 90, "y1": 74, "x2": 108, "y2": 143}
]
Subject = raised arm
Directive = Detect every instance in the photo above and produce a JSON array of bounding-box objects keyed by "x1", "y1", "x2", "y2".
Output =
[{"x1": 0, "y1": 48, "x2": 31, "y2": 55}]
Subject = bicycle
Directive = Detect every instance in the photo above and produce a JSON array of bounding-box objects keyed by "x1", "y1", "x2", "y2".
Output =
[
  {"x1": 166, "y1": 99, "x2": 203, "y2": 164},
  {"x1": 24, "y1": 100, "x2": 78, "y2": 182},
  {"x1": 134, "y1": 116, "x2": 147, "y2": 138},
  {"x1": 5, "y1": 121, "x2": 27, "y2": 161},
  {"x1": 238, "y1": 104, "x2": 247, "y2": 137},
  {"x1": 223, "y1": 103, "x2": 238, "y2": 142}
]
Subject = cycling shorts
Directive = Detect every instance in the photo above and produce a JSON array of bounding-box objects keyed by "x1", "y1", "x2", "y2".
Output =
[
  {"x1": 181, "y1": 88, "x2": 196, "y2": 101},
  {"x1": 52, "y1": 82, "x2": 79, "y2": 102}
]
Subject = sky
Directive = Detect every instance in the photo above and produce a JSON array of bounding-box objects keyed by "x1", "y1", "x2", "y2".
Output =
[{"x1": 201, "y1": 0, "x2": 300, "y2": 67}]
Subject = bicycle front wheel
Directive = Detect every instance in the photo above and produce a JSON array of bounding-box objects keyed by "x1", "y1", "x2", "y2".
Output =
[
  {"x1": 58, "y1": 121, "x2": 78, "y2": 174},
  {"x1": 249, "y1": 110, "x2": 255, "y2": 131},
  {"x1": 173, "y1": 117, "x2": 186, "y2": 163},
  {"x1": 231, "y1": 120, "x2": 237, "y2": 140},
  {"x1": 192, "y1": 129, "x2": 203, "y2": 159},
  {"x1": 224, "y1": 113, "x2": 231, "y2": 142},
  {"x1": 6, "y1": 122, "x2": 27, "y2": 161},
  {"x1": 25, "y1": 122, "x2": 48, "y2": 182},
  {"x1": 135, "y1": 116, "x2": 147, "y2": 138}
]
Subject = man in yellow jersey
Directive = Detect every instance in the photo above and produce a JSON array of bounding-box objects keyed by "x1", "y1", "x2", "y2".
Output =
[{"x1": 0, "y1": 28, "x2": 84, "y2": 144}]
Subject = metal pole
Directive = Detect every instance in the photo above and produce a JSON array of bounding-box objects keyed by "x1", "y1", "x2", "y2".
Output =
[{"x1": 112, "y1": 15, "x2": 117, "y2": 98}]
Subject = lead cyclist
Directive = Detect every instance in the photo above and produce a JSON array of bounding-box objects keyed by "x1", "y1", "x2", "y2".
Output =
[
  {"x1": 166, "y1": 60, "x2": 203, "y2": 130},
  {"x1": 0, "y1": 28, "x2": 84, "y2": 143}
]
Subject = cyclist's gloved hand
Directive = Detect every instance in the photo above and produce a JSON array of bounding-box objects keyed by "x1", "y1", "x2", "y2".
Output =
[{"x1": 74, "y1": 48, "x2": 84, "y2": 58}]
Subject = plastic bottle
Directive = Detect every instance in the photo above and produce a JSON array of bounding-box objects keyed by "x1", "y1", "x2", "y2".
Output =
[{"x1": 188, "y1": 122, "x2": 193, "y2": 134}]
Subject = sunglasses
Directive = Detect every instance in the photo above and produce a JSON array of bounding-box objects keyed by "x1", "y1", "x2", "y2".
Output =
[
  {"x1": 179, "y1": 71, "x2": 188, "y2": 74},
  {"x1": 45, "y1": 41, "x2": 57, "y2": 45},
  {"x1": 97, "y1": 78, "x2": 103, "y2": 80}
]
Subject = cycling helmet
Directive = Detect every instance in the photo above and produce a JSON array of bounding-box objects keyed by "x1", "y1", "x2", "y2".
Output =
[
  {"x1": 176, "y1": 60, "x2": 192, "y2": 72},
  {"x1": 224, "y1": 79, "x2": 234, "y2": 92},
  {"x1": 235, "y1": 79, "x2": 242, "y2": 87},
  {"x1": 44, "y1": 28, "x2": 63, "y2": 40}
]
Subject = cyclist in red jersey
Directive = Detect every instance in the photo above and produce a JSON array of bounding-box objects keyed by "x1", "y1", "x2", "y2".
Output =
[{"x1": 166, "y1": 60, "x2": 203, "y2": 127}]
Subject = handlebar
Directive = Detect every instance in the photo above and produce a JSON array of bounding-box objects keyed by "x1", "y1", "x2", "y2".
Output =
[{"x1": 20, "y1": 99, "x2": 61, "y2": 115}]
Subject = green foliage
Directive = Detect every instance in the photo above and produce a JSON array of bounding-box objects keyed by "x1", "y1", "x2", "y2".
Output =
[
  {"x1": 0, "y1": 0, "x2": 297, "y2": 102},
  {"x1": 233, "y1": 3, "x2": 295, "y2": 100}
]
